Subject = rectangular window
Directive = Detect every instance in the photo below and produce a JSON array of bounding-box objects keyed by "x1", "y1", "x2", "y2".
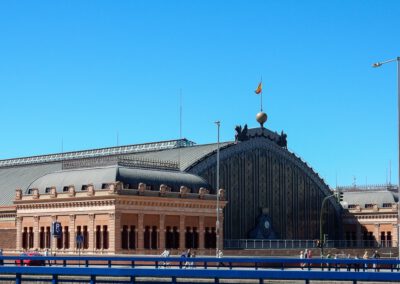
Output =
[
  {"x1": 103, "y1": 225, "x2": 109, "y2": 249},
  {"x1": 96, "y1": 225, "x2": 101, "y2": 250},
  {"x1": 46, "y1": 227, "x2": 51, "y2": 248},
  {"x1": 39, "y1": 227, "x2": 45, "y2": 249},
  {"x1": 64, "y1": 226, "x2": 70, "y2": 249}
]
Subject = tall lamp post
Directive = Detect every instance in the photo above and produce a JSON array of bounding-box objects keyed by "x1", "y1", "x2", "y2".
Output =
[
  {"x1": 372, "y1": 57, "x2": 400, "y2": 257},
  {"x1": 215, "y1": 120, "x2": 221, "y2": 254}
]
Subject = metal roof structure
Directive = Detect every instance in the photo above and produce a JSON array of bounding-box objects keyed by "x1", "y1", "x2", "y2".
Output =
[
  {"x1": 0, "y1": 140, "x2": 230, "y2": 206},
  {"x1": 0, "y1": 139, "x2": 195, "y2": 168},
  {"x1": 27, "y1": 165, "x2": 210, "y2": 194},
  {"x1": 343, "y1": 190, "x2": 397, "y2": 207}
]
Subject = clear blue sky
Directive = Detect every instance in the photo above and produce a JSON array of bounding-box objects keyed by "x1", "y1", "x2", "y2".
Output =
[{"x1": 0, "y1": 1, "x2": 399, "y2": 188}]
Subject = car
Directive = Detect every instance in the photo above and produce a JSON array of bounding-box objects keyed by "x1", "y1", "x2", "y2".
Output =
[{"x1": 15, "y1": 251, "x2": 45, "y2": 266}]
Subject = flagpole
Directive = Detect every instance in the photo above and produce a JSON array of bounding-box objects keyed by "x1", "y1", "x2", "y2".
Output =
[{"x1": 260, "y1": 76, "x2": 263, "y2": 112}]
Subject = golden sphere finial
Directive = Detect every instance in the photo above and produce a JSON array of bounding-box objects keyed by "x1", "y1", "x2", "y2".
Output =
[{"x1": 256, "y1": 112, "x2": 267, "y2": 128}]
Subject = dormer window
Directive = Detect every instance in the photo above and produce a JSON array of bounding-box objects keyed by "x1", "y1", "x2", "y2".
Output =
[
  {"x1": 365, "y1": 204, "x2": 374, "y2": 209},
  {"x1": 45, "y1": 187, "x2": 52, "y2": 193},
  {"x1": 101, "y1": 183, "x2": 109, "y2": 189},
  {"x1": 348, "y1": 204, "x2": 357, "y2": 209},
  {"x1": 27, "y1": 188, "x2": 33, "y2": 194},
  {"x1": 63, "y1": 186, "x2": 69, "y2": 192},
  {"x1": 383, "y1": 203, "x2": 392, "y2": 208},
  {"x1": 81, "y1": 185, "x2": 88, "y2": 191}
]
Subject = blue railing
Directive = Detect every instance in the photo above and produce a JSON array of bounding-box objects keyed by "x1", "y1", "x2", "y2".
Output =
[{"x1": 0, "y1": 255, "x2": 399, "y2": 283}]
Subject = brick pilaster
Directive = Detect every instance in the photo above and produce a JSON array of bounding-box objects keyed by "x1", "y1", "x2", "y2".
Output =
[
  {"x1": 179, "y1": 215, "x2": 185, "y2": 250},
  {"x1": 159, "y1": 214, "x2": 165, "y2": 251}
]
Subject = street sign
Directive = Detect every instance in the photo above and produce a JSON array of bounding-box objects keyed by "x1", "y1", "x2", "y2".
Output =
[
  {"x1": 51, "y1": 221, "x2": 62, "y2": 238},
  {"x1": 76, "y1": 235, "x2": 84, "y2": 247}
]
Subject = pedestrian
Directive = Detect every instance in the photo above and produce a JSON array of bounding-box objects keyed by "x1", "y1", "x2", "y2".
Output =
[
  {"x1": 307, "y1": 249, "x2": 313, "y2": 259},
  {"x1": 372, "y1": 250, "x2": 380, "y2": 272},
  {"x1": 362, "y1": 250, "x2": 368, "y2": 271},
  {"x1": 183, "y1": 249, "x2": 191, "y2": 268},
  {"x1": 326, "y1": 253, "x2": 332, "y2": 271},
  {"x1": 217, "y1": 249, "x2": 225, "y2": 268},
  {"x1": 0, "y1": 248, "x2": 3, "y2": 266},
  {"x1": 354, "y1": 255, "x2": 360, "y2": 272},
  {"x1": 307, "y1": 249, "x2": 312, "y2": 269},
  {"x1": 346, "y1": 254, "x2": 351, "y2": 271},
  {"x1": 334, "y1": 253, "x2": 339, "y2": 271},
  {"x1": 189, "y1": 251, "x2": 196, "y2": 268},
  {"x1": 160, "y1": 249, "x2": 170, "y2": 268},
  {"x1": 44, "y1": 248, "x2": 50, "y2": 266},
  {"x1": 299, "y1": 251, "x2": 304, "y2": 270}
]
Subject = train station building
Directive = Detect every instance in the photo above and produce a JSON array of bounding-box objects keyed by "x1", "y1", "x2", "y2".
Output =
[{"x1": 0, "y1": 115, "x2": 349, "y2": 255}]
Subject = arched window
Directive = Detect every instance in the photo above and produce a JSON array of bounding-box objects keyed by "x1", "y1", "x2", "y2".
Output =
[
  {"x1": 144, "y1": 226, "x2": 150, "y2": 249},
  {"x1": 39, "y1": 227, "x2": 45, "y2": 249},
  {"x1": 57, "y1": 226, "x2": 63, "y2": 249},
  {"x1": 102, "y1": 225, "x2": 109, "y2": 249},
  {"x1": 22, "y1": 227, "x2": 28, "y2": 249},
  {"x1": 95, "y1": 226, "x2": 101, "y2": 250},
  {"x1": 129, "y1": 226, "x2": 136, "y2": 249},
  {"x1": 205, "y1": 227, "x2": 211, "y2": 249},
  {"x1": 151, "y1": 226, "x2": 158, "y2": 249},
  {"x1": 121, "y1": 225, "x2": 128, "y2": 249},
  {"x1": 165, "y1": 226, "x2": 172, "y2": 249},
  {"x1": 64, "y1": 227, "x2": 70, "y2": 249},
  {"x1": 185, "y1": 227, "x2": 193, "y2": 248},
  {"x1": 192, "y1": 227, "x2": 199, "y2": 249},
  {"x1": 172, "y1": 226, "x2": 179, "y2": 249}
]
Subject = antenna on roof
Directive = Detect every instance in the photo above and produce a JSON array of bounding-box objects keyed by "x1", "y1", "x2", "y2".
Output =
[
  {"x1": 61, "y1": 137, "x2": 64, "y2": 154},
  {"x1": 386, "y1": 167, "x2": 388, "y2": 185},
  {"x1": 180, "y1": 89, "x2": 183, "y2": 140},
  {"x1": 335, "y1": 171, "x2": 338, "y2": 189},
  {"x1": 117, "y1": 131, "x2": 119, "y2": 147},
  {"x1": 178, "y1": 89, "x2": 183, "y2": 170},
  {"x1": 389, "y1": 160, "x2": 392, "y2": 185}
]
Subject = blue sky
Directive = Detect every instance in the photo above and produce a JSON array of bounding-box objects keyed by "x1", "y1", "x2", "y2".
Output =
[{"x1": 0, "y1": 1, "x2": 399, "y2": 188}]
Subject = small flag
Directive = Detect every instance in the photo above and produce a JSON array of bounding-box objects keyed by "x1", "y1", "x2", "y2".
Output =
[{"x1": 255, "y1": 82, "x2": 262, "y2": 94}]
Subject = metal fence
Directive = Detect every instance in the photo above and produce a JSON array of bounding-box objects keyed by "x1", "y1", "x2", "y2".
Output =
[
  {"x1": 1, "y1": 255, "x2": 400, "y2": 284},
  {"x1": 224, "y1": 239, "x2": 398, "y2": 250}
]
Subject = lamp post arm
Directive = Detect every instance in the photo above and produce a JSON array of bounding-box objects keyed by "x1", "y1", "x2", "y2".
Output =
[{"x1": 319, "y1": 194, "x2": 335, "y2": 256}]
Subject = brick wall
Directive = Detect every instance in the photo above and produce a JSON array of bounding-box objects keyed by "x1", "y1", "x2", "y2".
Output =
[{"x1": 0, "y1": 229, "x2": 16, "y2": 249}]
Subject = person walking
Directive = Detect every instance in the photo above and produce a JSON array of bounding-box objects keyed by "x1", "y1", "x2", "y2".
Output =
[
  {"x1": 354, "y1": 255, "x2": 360, "y2": 272},
  {"x1": 0, "y1": 248, "x2": 3, "y2": 266},
  {"x1": 160, "y1": 249, "x2": 170, "y2": 268},
  {"x1": 217, "y1": 249, "x2": 225, "y2": 268},
  {"x1": 346, "y1": 254, "x2": 351, "y2": 271},
  {"x1": 372, "y1": 250, "x2": 380, "y2": 272},
  {"x1": 362, "y1": 250, "x2": 369, "y2": 271},
  {"x1": 182, "y1": 249, "x2": 191, "y2": 268},
  {"x1": 299, "y1": 251, "x2": 304, "y2": 270}
]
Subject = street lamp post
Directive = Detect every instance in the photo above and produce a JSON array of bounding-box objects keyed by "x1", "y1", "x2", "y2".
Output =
[
  {"x1": 319, "y1": 194, "x2": 335, "y2": 257},
  {"x1": 373, "y1": 57, "x2": 400, "y2": 257},
  {"x1": 215, "y1": 121, "x2": 221, "y2": 254}
]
